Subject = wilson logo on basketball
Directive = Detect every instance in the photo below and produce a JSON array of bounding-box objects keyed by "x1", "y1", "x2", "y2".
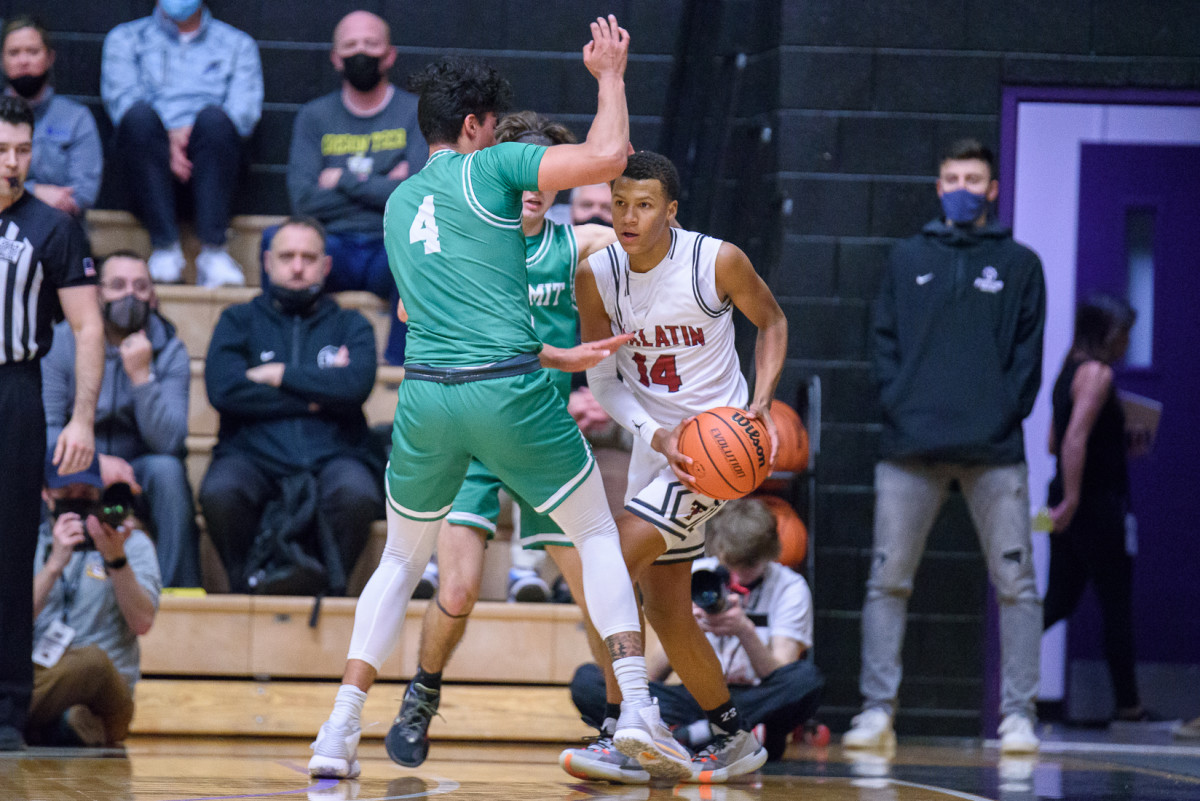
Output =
[{"x1": 730, "y1": 411, "x2": 768, "y2": 468}]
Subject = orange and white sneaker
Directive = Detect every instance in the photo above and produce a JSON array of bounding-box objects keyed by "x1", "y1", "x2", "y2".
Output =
[
  {"x1": 613, "y1": 698, "x2": 693, "y2": 781},
  {"x1": 559, "y1": 721, "x2": 650, "y2": 784},
  {"x1": 685, "y1": 729, "x2": 767, "y2": 784}
]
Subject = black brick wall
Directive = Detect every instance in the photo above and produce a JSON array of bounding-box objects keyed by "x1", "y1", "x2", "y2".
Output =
[{"x1": 11, "y1": 0, "x2": 1200, "y2": 739}]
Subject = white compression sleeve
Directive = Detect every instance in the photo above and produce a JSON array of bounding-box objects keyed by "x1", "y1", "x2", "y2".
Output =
[
  {"x1": 547, "y1": 468, "x2": 640, "y2": 639},
  {"x1": 345, "y1": 506, "x2": 441, "y2": 669},
  {"x1": 586, "y1": 355, "x2": 661, "y2": 447}
]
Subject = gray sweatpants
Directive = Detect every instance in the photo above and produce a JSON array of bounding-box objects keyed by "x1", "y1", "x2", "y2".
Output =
[{"x1": 859, "y1": 460, "x2": 1041, "y2": 722}]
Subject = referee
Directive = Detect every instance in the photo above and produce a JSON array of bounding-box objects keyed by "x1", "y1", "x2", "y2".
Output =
[{"x1": 0, "y1": 95, "x2": 103, "y2": 750}]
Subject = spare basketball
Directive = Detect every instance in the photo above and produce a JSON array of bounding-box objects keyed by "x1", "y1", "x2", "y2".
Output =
[
  {"x1": 755, "y1": 493, "x2": 808, "y2": 567},
  {"x1": 769, "y1": 399, "x2": 809, "y2": 473},
  {"x1": 677, "y1": 406, "x2": 773, "y2": 500}
]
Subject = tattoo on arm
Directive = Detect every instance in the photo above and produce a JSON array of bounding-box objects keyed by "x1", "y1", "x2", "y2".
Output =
[{"x1": 604, "y1": 631, "x2": 643, "y2": 661}]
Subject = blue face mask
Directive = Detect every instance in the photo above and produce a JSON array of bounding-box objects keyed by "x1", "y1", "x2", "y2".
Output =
[
  {"x1": 160, "y1": 0, "x2": 203, "y2": 22},
  {"x1": 940, "y1": 188, "x2": 988, "y2": 225}
]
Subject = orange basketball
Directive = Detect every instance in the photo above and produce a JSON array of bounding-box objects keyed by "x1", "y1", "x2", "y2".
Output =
[
  {"x1": 769, "y1": 399, "x2": 809, "y2": 473},
  {"x1": 756, "y1": 493, "x2": 808, "y2": 567},
  {"x1": 677, "y1": 407, "x2": 773, "y2": 500}
]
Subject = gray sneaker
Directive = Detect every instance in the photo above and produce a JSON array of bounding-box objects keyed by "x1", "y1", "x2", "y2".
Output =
[
  {"x1": 558, "y1": 720, "x2": 650, "y2": 784},
  {"x1": 613, "y1": 697, "x2": 692, "y2": 781},
  {"x1": 385, "y1": 681, "x2": 441, "y2": 767},
  {"x1": 684, "y1": 729, "x2": 768, "y2": 784}
]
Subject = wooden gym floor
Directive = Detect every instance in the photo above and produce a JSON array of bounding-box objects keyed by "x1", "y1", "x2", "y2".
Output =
[{"x1": 4, "y1": 727, "x2": 1200, "y2": 801}]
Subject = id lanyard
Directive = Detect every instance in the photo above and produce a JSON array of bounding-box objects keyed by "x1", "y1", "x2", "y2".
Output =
[{"x1": 59, "y1": 557, "x2": 86, "y2": 626}]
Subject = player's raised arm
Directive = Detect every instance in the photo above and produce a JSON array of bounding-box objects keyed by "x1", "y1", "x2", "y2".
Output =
[
  {"x1": 715, "y1": 241, "x2": 788, "y2": 456},
  {"x1": 537, "y1": 15, "x2": 629, "y2": 192}
]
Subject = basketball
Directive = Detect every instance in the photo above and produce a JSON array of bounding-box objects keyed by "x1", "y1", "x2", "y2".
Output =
[
  {"x1": 677, "y1": 406, "x2": 773, "y2": 500},
  {"x1": 769, "y1": 399, "x2": 809, "y2": 473},
  {"x1": 756, "y1": 493, "x2": 808, "y2": 567}
]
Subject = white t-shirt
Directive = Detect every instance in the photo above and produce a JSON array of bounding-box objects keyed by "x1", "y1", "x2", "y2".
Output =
[{"x1": 692, "y1": 557, "x2": 812, "y2": 687}]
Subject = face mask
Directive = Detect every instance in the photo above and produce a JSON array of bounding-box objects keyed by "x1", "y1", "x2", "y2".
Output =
[
  {"x1": 160, "y1": 0, "x2": 203, "y2": 22},
  {"x1": 340, "y1": 52, "x2": 384, "y2": 92},
  {"x1": 7, "y1": 72, "x2": 48, "y2": 99},
  {"x1": 940, "y1": 188, "x2": 988, "y2": 226},
  {"x1": 576, "y1": 216, "x2": 611, "y2": 228},
  {"x1": 103, "y1": 295, "x2": 151, "y2": 337},
  {"x1": 269, "y1": 283, "x2": 322, "y2": 315}
]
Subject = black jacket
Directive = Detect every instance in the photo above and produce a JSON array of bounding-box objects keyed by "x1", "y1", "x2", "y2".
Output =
[
  {"x1": 872, "y1": 219, "x2": 1046, "y2": 464},
  {"x1": 205, "y1": 293, "x2": 378, "y2": 476}
]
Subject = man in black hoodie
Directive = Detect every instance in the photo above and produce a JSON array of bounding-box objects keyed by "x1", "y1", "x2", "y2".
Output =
[
  {"x1": 843, "y1": 140, "x2": 1046, "y2": 754},
  {"x1": 199, "y1": 216, "x2": 383, "y2": 593}
]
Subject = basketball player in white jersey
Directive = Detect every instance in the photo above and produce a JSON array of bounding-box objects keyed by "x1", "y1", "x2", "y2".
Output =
[{"x1": 566, "y1": 151, "x2": 788, "y2": 783}]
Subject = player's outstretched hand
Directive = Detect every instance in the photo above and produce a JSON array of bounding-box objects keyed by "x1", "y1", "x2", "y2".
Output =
[
  {"x1": 540, "y1": 333, "x2": 635, "y2": 372},
  {"x1": 746, "y1": 400, "x2": 780, "y2": 471},
  {"x1": 583, "y1": 14, "x2": 629, "y2": 81}
]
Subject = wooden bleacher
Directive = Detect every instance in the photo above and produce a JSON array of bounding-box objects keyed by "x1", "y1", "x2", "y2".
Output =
[
  {"x1": 132, "y1": 597, "x2": 601, "y2": 741},
  {"x1": 85, "y1": 210, "x2": 629, "y2": 742}
]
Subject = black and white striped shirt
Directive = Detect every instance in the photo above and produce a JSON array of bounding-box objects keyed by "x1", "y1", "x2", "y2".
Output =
[{"x1": 0, "y1": 193, "x2": 94, "y2": 365}]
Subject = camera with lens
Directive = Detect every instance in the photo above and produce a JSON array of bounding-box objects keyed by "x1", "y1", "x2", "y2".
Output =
[
  {"x1": 57, "y1": 483, "x2": 136, "y2": 551},
  {"x1": 691, "y1": 565, "x2": 732, "y2": 614}
]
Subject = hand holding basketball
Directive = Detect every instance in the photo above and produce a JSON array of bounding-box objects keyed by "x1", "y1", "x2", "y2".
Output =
[
  {"x1": 652, "y1": 417, "x2": 702, "y2": 494},
  {"x1": 745, "y1": 400, "x2": 779, "y2": 472}
]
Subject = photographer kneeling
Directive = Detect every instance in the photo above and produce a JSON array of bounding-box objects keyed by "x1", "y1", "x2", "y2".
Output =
[
  {"x1": 28, "y1": 450, "x2": 160, "y2": 747},
  {"x1": 570, "y1": 498, "x2": 824, "y2": 760}
]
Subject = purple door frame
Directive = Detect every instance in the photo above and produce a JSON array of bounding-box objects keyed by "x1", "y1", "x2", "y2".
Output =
[{"x1": 989, "y1": 87, "x2": 1200, "y2": 736}]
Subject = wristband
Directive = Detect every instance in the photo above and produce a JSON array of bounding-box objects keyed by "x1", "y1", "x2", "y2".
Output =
[{"x1": 103, "y1": 555, "x2": 128, "y2": 571}]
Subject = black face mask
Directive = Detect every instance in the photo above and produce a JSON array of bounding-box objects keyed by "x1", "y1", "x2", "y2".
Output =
[
  {"x1": 7, "y1": 72, "x2": 48, "y2": 99},
  {"x1": 340, "y1": 52, "x2": 384, "y2": 92},
  {"x1": 103, "y1": 294, "x2": 151, "y2": 338},
  {"x1": 269, "y1": 283, "x2": 322, "y2": 315}
]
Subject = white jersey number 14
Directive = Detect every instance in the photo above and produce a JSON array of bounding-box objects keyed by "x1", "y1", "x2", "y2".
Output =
[{"x1": 410, "y1": 195, "x2": 441, "y2": 254}]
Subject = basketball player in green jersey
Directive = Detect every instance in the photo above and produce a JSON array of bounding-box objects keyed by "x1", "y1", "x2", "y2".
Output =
[
  {"x1": 309, "y1": 17, "x2": 694, "y2": 782},
  {"x1": 383, "y1": 109, "x2": 622, "y2": 770}
]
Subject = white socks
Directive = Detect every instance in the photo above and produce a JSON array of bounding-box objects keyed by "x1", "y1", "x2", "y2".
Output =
[
  {"x1": 612, "y1": 656, "x2": 651, "y2": 704},
  {"x1": 330, "y1": 684, "x2": 367, "y2": 729}
]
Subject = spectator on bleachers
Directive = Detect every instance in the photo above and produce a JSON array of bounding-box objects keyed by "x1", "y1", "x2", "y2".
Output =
[
  {"x1": 42, "y1": 249, "x2": 199, "y2": 588},
  {"x1": 29, "y1": 451, "x2": 160, "y2": 747},
  {"x1": 568, "y1": 498, "x2": 823, "y2": 762},
  {"x1": 199, "y1": 217, "x2": 383, "y2": 595},
  {"x1": 279, "y1": 10, "x2": 427, "y2": 366},
  {"x1": 570, "y1": 182, "x2": 613, "y2": 225},
  {"x1": 2, "y1": 16, "x2": 101, "y2": 217},
  {"x1": 101, "y1": 0, "x2": 262, "y2": 288}
]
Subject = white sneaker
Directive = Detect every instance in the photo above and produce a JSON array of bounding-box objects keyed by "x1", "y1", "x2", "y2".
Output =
[
  {"x1": 613, "y1": 697, "x2": 693, "y2": 781},
  {"x1": 148, "y1": 243, "x2": 185, "y2": 283},
  {"x1": 998, "y1": 714, "x2": 1039, "y2": 754},
  {"x1": 842, "y1": 708, "x2": 896, "y2": 750},
  {"x1": 507, "y1": 567, "x2": 550, "y2": 602},
  {"x1": 195, "y1": 246, "x2": 246, "y2": 288},
  {"x1": 308, "y1": 720, "x2": 362, "y2": 779}
]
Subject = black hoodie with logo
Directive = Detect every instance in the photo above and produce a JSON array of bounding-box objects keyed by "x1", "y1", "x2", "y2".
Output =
[
  {"x1": 205, "y1": 293, "x2": 378, "y2": 477},
  {"x1": 872, "y1": 219, "x2": 1046, "y2": 465}
]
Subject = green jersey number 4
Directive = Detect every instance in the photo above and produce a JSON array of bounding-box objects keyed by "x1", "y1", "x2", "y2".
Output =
[{"x1": 410, "y1": 195, "x2": 441, "y2": 254}]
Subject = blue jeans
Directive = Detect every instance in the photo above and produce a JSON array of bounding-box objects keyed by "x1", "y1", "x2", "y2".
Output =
[
  {"x1": 860, "y1": 460, "x2": 1042, "y2": 722},
  {"x1": 260, "y1": 227, "x2": 407, "y2": 365},
  {"x1": 113, "y1": 102, "x2": 242, "y2": 248},
  {"x1": 132, "y1": 453, "x2": 200, "y2": 588}
]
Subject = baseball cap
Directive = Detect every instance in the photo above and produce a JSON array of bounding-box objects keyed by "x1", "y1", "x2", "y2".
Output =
[{"x1": 44, "y1": 449, "x2": 103, "y2": 490}]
